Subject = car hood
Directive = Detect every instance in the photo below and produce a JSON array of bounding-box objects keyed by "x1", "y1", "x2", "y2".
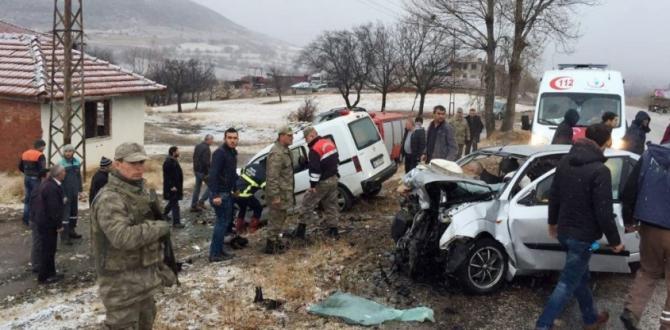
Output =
[{"x1": 403, "y1": 166, "x2": 492, "y2": 190}]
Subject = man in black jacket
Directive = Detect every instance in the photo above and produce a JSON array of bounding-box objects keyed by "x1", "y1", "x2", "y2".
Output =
[
  {"x1": 208, "y1": 128, "x2": 239, "y2": 262},
  {"x1": 401, "y1": 116, "x2": 426, "y2": 173},
  {"x1": 163, "y1": 146, "x2": 184, "y2": 228},
  {"x1": 623, "y1": 111, "x2": 651, "y2": 155},
  {"x1": 191, "y1": 134, "x2": 213, "y2": 212},
  {"x1": 89, "y1": 157, "x2": 112, "y2": 205},
  {"x1": 29, "y1": 169, "x2": 49, "y2": 274},
  {"x1": 551, "y1": 109, "x2": 580, "y2": 145},
  {"x1": 465, "y1": 108, "x2": 484, "y2": 155},
  {"x1": 34, "y1": 165, "x2": 66, "y2": 284},
  {"x1": 536, "y1": 124, "x2": 624, "y2": 330}
]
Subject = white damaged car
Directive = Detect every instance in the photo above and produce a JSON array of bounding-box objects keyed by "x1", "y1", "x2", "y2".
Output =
[{"x1": 392, "y1": 145, "x2": 641, "y2": 294}]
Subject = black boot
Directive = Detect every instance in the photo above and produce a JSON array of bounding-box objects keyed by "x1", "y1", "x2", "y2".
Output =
[
  {"x1": 69, "y1": 227, "x2": 82, "y2": 239},
  {"x1": 292, "y1": 223, "x2": 306, "y2": 240},
  {"x1": 263, "y1": 239, "x2": 276, "y2": 254}
]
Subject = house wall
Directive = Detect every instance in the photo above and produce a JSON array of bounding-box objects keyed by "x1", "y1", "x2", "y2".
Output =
[
  {"x1": 0, "y1": 99, "x2": 43, "y2": 171},
  {"x1": 41, "y1": 95, "x2": 145, "y2": 169}
]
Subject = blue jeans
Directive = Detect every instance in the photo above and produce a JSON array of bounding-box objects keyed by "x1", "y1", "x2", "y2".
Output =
[
  {"x1": 23, "y1": 176, "x2": 39, "y2": 225},
  {"x1": 191, "y1": 172, "x2": 210, "y2": 208},
  {"x1": 536, "y1": 236, "x2": 598, "y2": 329},
  {"x1": 209, "y1": 193, "x2": 233, "y2": 258}
]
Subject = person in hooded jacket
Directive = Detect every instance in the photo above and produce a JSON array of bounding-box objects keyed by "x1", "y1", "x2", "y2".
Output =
[
  {"x1": 551, "y1": 109, "x2": 580, "y2": 145},
  {"x1": 619, "y1": 142, "x2": 670, "y2": 330},
  {"x1": 623, "y1": 111, "x2": 651, "y2": 155},
  {"x1": 536, "y1": 123, "x2": 624, "y2": 330},
  {"x1": 89, "y1": 157, "x2": 112, "y2": 205}
]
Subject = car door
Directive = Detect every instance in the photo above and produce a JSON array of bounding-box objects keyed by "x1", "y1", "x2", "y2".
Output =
[
  {"x1": 291, "y1": 146, "x2": 310, "y2": 206},
  {"x1": 507, "y1": 157, "x2": 636, "y2": 273}
]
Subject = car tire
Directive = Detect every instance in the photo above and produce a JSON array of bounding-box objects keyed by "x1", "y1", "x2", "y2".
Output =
[
  {"x1": 456, "y1": 238, "x2": 508, "y2": 294},
  {"x1": 337, "y1": 185, "x2": 353, "y2": 212}
]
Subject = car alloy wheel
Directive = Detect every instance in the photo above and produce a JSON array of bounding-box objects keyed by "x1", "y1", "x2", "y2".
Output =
[{"x1": 468, "y1": 245, "x2": 505, "y2": 291}]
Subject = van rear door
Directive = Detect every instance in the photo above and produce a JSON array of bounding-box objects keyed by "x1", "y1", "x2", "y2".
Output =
[{"x1": 348, "y1": 116, "x2": 393, "y2": 178}]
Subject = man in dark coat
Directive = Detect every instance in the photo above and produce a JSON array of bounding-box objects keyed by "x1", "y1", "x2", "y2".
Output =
[
  {"x1": 401, "y1": 116, "x2": 426, "y2": 173},
  {"x1": 163, "y1": 146, "x2": 184, "y2": 228},
  {"x1": 89, "y1": 157, "x2": 112, "y2": 205},
  {"x1": 551, "y1": 109, "x2": 580, "y2": 145},
  {"x1": 536, "y1": 123, "x2": 623, "y2": 329},
  {"x1": 423, "y1": 105, "x2": 458, "y2": 162},
  {"x1": 29, "y1": 168, "x2": 49, "y2": 274},
  {"x1": 662, "y1": 123, "x2": 670, "y2": 145},
  {"x1": 619, "y1": 142, "x2": 670, "y2": 329},
  {"x1": 191, "y1": 134, "x2": 213, "y2": 212},
  {"x1": 34, "y1": 165, "x2": 67, "y2": 284},
  {"x1": 465, "y1": 108, "x2": 484, "y2": 154},
  {"x1": 59, "y1": 144, "x2": 83, "y2": 243},
  {"x1": 209, "y1": 128, "x2": 239, "y2": 262},
  {"x1": 623, "y1": 111, "x2": 651, "y2": 155}
]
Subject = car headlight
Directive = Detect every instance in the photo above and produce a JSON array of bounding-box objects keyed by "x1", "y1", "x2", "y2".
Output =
[
  {"x1": 530, "y1": 134, "x2": 548, "y2": 146},
  {"x1": 611, "y1": 138, "x2": 624, "y2": 150}
]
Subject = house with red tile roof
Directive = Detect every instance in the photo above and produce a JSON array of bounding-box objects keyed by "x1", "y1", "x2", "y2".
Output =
[{"x1": 0, "y1": 20, "x2": 165, "y2": 171}]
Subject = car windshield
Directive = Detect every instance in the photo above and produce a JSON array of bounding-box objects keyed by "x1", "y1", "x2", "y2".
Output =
[
  {"x1": 349, "y1": 117, "x2": 381, "y2": 150},
  {"x1": 537, "y1": 93, "x2": 621, "y2": 127},
  {"x1": 458, "y1": 151, "x2": 529, "y2": 196}
]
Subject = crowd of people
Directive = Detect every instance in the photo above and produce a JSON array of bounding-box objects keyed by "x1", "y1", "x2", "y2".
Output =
[{"x1": 15, "y1": 104, "x2": 670, "y2": 329}]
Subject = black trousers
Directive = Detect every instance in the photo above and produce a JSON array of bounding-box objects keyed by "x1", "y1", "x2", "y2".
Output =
[
  {"x1": 465, "y1": 140, "x2": 479, "y2": 155},
  {"x1": 404, "y1": 154, "x2": 419, "y2": 174},
  {"x1": 234, "y1": 196, "x2": 263, "y2": 220},
  {"x1": 38, "y1": 227, "x2": 58, "y2": 282},
  {"x1": 163, "y1": 198, "x2": 181, "y2": 224}
]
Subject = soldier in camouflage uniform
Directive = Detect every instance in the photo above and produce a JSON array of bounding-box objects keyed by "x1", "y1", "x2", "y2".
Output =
[
  {"x1": 91, "y1": 143, "x2": 176, "y2": 329},
  {"x1": 449, "y1": 108, "x2": 471, "y2": 159},
  {"x1": 264, "y1": 126, "x2": 295, "y2": 254}
]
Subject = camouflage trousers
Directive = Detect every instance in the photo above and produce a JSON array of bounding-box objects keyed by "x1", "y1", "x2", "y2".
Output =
[
  {"x1": 299, "y1": 176, "x2": 339, "y2": 228},
  {"x1": 265, "y1": 206, "x2": 288, "y2": 240},
  {"x1": 103, "y1": 297, "x2": 156, "y2": 330}
]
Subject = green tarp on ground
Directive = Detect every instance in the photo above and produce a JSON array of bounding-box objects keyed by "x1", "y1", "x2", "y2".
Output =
[{"x1": 307, "y1": 291, "x2": 435, "y2": 326}]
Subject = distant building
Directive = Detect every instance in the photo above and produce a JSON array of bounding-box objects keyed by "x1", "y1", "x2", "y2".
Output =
[{"x1": 0, "y1": 20, "x2": 165, "y2": 171}]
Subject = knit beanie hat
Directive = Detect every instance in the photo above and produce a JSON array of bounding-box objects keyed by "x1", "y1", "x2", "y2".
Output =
[{"x1": 100, "y1": 156, "x2": 112, "y2": 167}]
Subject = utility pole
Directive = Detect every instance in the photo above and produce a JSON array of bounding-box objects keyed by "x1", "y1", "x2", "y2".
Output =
[
  {"x1": 48, "y1": 0, "x2": 87, "y2": 177},
  {"x1": 447, "y1": 28, "x2": 457, "y2": 117}
]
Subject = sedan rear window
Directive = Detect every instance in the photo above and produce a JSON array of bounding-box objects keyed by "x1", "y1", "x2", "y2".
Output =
[{"x1": 348, "y1": 117, "x2": 381, "y2": 150}]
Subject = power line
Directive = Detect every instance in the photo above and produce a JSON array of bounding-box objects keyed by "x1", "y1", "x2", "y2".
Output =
[
  {"x1": 368, "y1": 0, "x2": 406, "y2": 17},
  {"x1": 357, "y1": 0, "x2": 401, "y2": 20}
]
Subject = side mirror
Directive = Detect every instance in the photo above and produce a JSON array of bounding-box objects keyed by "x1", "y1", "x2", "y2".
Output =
[{"x1": 518, "y1": 189, "x2": 536, "y2": 206}]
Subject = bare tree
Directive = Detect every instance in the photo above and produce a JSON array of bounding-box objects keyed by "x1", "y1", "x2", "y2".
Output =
[
  {"x1": 300, "y1": 28, "x2": 373, "y2": 108},
  {"x1": 408, "y1": 0, "x2": 506, "y2": 136},
  {"x1": 148, "y1": 59, "x2": 190, "y2": 113},
  {"x1": 362, "y1": 23, "x2": 403, "y2": 112},
  {"x1": 267, "y1": 66, "x2": 288, "y2": 103},
  {"x1": 187, "y1": 60, "x2": 217, "y2": 110},
  {"x1": 499, "y1": 0, "x2": 597, "y2": 131},
  {"x1": 398, "y1": 18, "x2": 453, "y2": 116}
]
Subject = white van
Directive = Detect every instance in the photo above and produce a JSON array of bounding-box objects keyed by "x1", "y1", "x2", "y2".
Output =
[
  {"x1": 246, "y1": 111, "x2": 397, "y2": 211},
  {"x1": 531, "y1": 64, "x2": 626, "y2": 148}
]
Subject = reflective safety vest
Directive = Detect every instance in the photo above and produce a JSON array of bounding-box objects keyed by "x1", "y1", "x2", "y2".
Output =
[{"x1": 236, "y1": 162, "x2": 266, "y2": 198}]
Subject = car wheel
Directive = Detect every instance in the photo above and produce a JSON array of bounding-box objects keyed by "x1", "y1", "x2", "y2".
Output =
[
  {"x1": 457, "y1": 238, "x2": 508, "y2": 294},
  {"x1": 337, "y1": 185, "x2": 353, "y2": 212}
]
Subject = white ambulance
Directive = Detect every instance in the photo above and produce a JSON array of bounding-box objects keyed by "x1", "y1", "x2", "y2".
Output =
[{"x1": 531, "y1": 64, "x2": 626, "y2": 148}]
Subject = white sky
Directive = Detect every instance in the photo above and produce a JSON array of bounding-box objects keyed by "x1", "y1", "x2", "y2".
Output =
[{"x1": 193, "y1": 0, "x2": 670, "y2": 90}]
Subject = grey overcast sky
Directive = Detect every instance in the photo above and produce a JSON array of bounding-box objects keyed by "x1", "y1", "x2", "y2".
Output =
[{"x1": 194, "y1": 0, "x2": 670, "y2": 91}]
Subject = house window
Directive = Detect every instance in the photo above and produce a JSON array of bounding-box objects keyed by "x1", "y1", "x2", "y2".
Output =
[{"x1": 85, "y1": 100, "x2": 111, "y2": 138}]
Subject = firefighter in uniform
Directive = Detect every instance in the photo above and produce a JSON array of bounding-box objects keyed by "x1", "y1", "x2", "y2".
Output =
[
  {"x1": 295, "y1": 126, "x2": 340, "y2": 240},
  {"x1": 233, "y1": 160, "x2": 266, "y2": 234},
  {"x1": 264, "y1": 126, "x2": 295, "y2": 254},
  {"x1": 91, "y1": 143, "x2": 176, "y2": 329}
]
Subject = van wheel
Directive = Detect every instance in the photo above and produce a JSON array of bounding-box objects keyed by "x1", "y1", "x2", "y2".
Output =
[
  {"x1": 456, "y1": 238, "x2": 508, "y2": 294},
  {"x1": 337, "y1": 185, "x2": 353, "y2": 212}
]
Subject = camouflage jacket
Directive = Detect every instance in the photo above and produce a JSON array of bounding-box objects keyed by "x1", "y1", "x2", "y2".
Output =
[
  {"x1": 449, "y1": 117, "x2": 471, "y2": 144},
  {"x1": 91, "y1": 171, "x2": 174, "y2": 308},
  {"x1": 265, "y1": 141, "x2": 294, "y2": 209}
]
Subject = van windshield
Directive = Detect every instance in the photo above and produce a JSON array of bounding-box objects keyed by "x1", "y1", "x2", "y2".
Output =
[
  {"x1": 538, "y1": 93, "x2": 621, "y2": 127},
  {"x1": 348, "y1": 117, "x2": 381, "y2": 150}
]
